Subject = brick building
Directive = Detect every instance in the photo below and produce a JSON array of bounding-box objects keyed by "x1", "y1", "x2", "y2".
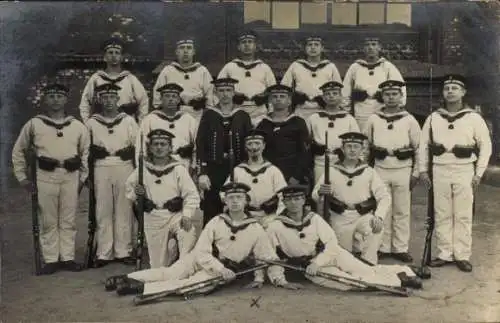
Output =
[{"x1": 1, "y1": 1, "x2": 499, "y2": 188}]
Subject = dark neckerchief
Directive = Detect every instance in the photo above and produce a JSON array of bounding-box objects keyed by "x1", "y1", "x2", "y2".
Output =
[
  {"x1": 171, "y1": 62, "x2": 201, "y2": 74},
  {"x1": 276, "y1": 211, "x2": 315, "y2": 232},
  {"x1": 317, "y1": 111, "x2": 348, "y2": 121},
  {"x1": 218, "y1": 213, "x2": 257, "y2": 234},
  {"x1": 35, "y1": 115, "x2": 73, "y2": 130},
  {"x1": 98, "y1": 73, "x2": 128, "y2": 84},
  {"x1": 233, "y1": 59, "x2": 263, "y2": 70},
  {"x1": 237, "y1": 161, "x2": 272, "y2": 177},
  {"x1": 355, "y1": 58, "x2": 385, "y2": 70},
  {"x1": 436, "y1": 108, "x2": 474, "y2": 123},
  {"x1": 151, "y1": 110, "x2": 183, "y2": 123},
  {"x1": 91, "y1": 113, "x2": 126, "y2": 129},
  {"x1": 376, "y1": 110, "x2": 407, "y2": 123},
  {"x1": 296, "y1": 59, "x2": 331, "y2": 72}
]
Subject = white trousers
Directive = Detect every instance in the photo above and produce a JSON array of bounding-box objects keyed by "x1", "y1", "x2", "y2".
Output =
[
  {"x1": 94, "y1": 164, "x2": 134, "y2": 260},
  {"x1": 375, "y1": 166, "x2": 412, "y2": 253},
  {"x1": 128, "y1": 253, "x2": 219, "y2": 295},
  {"x1": 353, "y1": 99, "x2": 383, "y2": 133},
  {"x1": 36, "y1": 169, "x2": 80, "y2": 263},
  {"x1": 307, "y1": 248, "x2": 415, "y2": 289},
  {"x1": 433, "y1": 163, "x2": 475, "y2": 261},
  {"x1": 144, "y1": 211, "x2": 196, "y2": 268},
  {"x1": 329, "y1": 211, "x2": 383, "y2": 265}
]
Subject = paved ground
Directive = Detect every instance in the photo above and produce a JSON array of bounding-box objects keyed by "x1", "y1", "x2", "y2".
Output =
[{"x1": 1, "y1": 182, "x2": 499, "y2": 323}]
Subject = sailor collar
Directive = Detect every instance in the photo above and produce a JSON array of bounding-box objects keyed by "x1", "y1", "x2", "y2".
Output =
[
  {"x1": 355, "y1": 57, "x2": 386, "y2": 69},
  {"x1": 218, "y1": 213, "x2": 258, "y2": 234},
  {"x1": 436, "y1": 107, "x2": 475, "y2": 118},
  {"x1": 236, "y1": 161, "x2": 272, "y2": 178},
  {"x1": 35, "y1": 114, "x2": 74, "y2": 127},
  {"x1": 170, "y1": 62, "x2": 202, "y2": 74},
  {"x1": 207, "y1": 106, "x2": 243, "y2": 118},
  {"x1": 232, "y1": 59, "x2": 263, "y2": 70},
  {"x1": 296, "y1": 59, "x2": 331, "y2": 72},
  {"x1": 276, "y1": 211, "x2": 315, "y2": 232},
  {"x1": 317, "y1": 110, "x2": 348, "y2": 120},
  {"x1": 376, "y1": 109, "x2": 408, "y2": 122},
  {"x1": 96, "y1": 70, "x2": 131, "y2": 83},
  {"x1": 333, "y1": 161, "x2": 368, "y2": 177},
  {"x1": 151, "y1": 110, "x2": 184, "y2": 123},
  {"x1": 145, "y1": 160, "x2": 182, "y2": 179},
  {"x1": 262, "y1": 112, "x2": 298, "y2": 124}
]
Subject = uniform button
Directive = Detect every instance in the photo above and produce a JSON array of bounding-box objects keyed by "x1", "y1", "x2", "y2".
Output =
[
  {"x1": 328, "y1": 122, "x2": 334, "y2": 128},
  {"x1": 388, "y1": 124, "x2": 394, "y2": 130},
  {"x1": 252, "y1": 178, "x2": 258, "y2": 184},
  {"x1": 347, "y1": 180, "x2": 353, "y2": 186},
  {"x1": 245, "y1": 71, "x2": 251, "y2": 77},
  {"x1": 448, "y1": 124, "x2": 454, "y2": 130},
  {"x1": 299, "y1": 232, "x2": 305, "y2": 238},
  {"x1": 57, "y1": 132, "x2": 63, "y2": 137}
]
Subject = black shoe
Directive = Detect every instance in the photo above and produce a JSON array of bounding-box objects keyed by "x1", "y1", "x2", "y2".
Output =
[
  {"x1": 377, "y1": 251, "x2": 391, "y2": 259},
  {"x1": 428, "y1": 258, "x2": 452, "y2": 268},
  {"x1": 116, "y1": 256, "x2": 136, "y2": 266},
  {"x1": 40, "y1": 262, "x2": 59, "y2": 275},
  {"x1": 116, "y1": 279, "x2": 144, "y2": 296},
  {"x1": 93, "y1": 259, "x2": 112, "y2": 268},
  {"x1": 392, "y1": 252, "x2": 413, "y2": 263},
  {"x1": 397, "y1": 272, "x2": 423, "y2": 289},
  {"x1": 60, "y1": 260, "x2": 84, "y2": 272},
  {"x1": 409, "y1": 265, "x2": 432, "y2": 280},
  {"x1": 455, "y1": 260, "x2": 473, "y2": 272},
  {"x1": 105, "y1": 274, "x2": 129, "y2": 291}
]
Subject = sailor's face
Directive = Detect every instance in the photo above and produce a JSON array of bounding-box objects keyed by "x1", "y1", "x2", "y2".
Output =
[
  {"x1": 343, "y1": 142, "x2": 364, "y2": 160},
  {"x1": 161, "y1": 92, "x2": 181, "y2": 108},
  {"x1": 215, "y1": 86, "x2": 235, "y2": 104},
  {"x1": 269, "y1": 92, "x2": 291, "y2": 110},
  {"x1": 238, "y1": 38, "x2": 257, "y2": 55},
  {"x1": 44, "y1": 93, "x2": 67, "y2": 110},
  {"x1": 176, "y1": 44, "x2": 195, "y2": 63},
  {"x1": 283, "y1": 195, "x2": 306, "y2": 213},
  {"x1": 100, "y1": 93, "x2": 119, "y2": 111},
  {"x1": 225, "y1": 193, "x2": 247, "y2": 212},
  {"x1": 443, "y1": 84, "x2": 466, "y2": 103},
  {"x1": 305, "y1": 41, "x2": 323, "y2": 58},
  {"x1": 322, "y1": 88, "x2": 342, "y2": 106},
  {"x1": 382, "y1": 89, "x2": 402, "y2": 107},
  {"x1": 149, "y1": 139, "x2": 172, "y2": 158},
  {"x1": 364, "y1": 40, "x2": 381, "y2": 58},
  {"x1": 104, "y1": 48, "x2": 122, "y2": 66},
  {"x1": 245, "y1": 139, "x2": 265, "y2": 157}
]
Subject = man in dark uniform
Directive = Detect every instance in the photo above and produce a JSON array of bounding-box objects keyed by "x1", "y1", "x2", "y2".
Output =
[
  {"x1": 256, "y1": 84, "x2": 311, "y2": 187},
  {"x1": 196, "y1": 78, "x2": 253, "y2": 226}
]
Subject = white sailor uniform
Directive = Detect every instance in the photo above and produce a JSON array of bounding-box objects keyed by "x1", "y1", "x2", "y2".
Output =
[
  {"x1": 12, "y1": 115, "x2": 90, "y2": 263},
  {"x1": 312, "y1": 162, "x2": 391, "y2": 264},
  {"x1": 86, "y1": 112, "x2": 138, "y2": 261},
  {"x1": 125, "y1": 160, "x2": 200, "y2": 268}
]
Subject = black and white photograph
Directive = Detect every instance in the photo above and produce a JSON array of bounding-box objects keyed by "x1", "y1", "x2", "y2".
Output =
[{"x1": 0, "y1": 1, "x2": 499, "y2": 322}]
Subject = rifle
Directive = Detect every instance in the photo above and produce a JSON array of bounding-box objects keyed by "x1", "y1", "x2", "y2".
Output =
[
  {"x1": 417, "y1": 67, "x2": 434, "y2": 280},
  {"x1": 322, "y1": 131, "x2": 330, "y2": 221},
  {"x1": 27, "y1": 123, "x2": 43, "y2": 275},
  {"x1": 258, "y1": 259, "x2": 409, "y2": 297},
  {"x1": 228, "y1": 130, "x2": 235, "y2": 182},
  {"x1": 133, "y1": 263, "x2": 269, "y2": 306},
  {"x1": 84, "y1": 131, "x2": 97, "y2": 269},
  {"x1": 135, "y1": 132, "x2": 145, "y2": 271}
]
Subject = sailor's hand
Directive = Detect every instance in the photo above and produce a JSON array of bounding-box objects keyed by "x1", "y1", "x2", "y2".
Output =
[
  {"x1": 305, "y1": 263, "x2": 319, "y2": 276},
  {"x1": 244, "y1": 281, "x2": 264, "y2": 289},
  {"x1": 419, "y1": 172, "x2": 432, "y2": 190},
  {"x1": 288, "y1": 177, "x2": 300, "y2": 185},
  {"x1": 134, "y1": 184, "x2": 146, "y2": 196},
  {"x1": 471, "y1": 175, "x2": 481, "y2": 192},
  {"x1": 198, "y1": 175, "x2": 211, "y2": 191},
  {"x1": 220, "y1": 268, "x2": 236, "y2": 281},
  {"x1": 180, "y1": 216, "x2": 193, "y2": 231},
  {"x1": 370, "y1": 216, "x2": 384, "y2": 234},
  {"x1": 279, "y1": 282, "x2": 303, "y2": 290},
  {"x1": 318, "y1": 184, "x2": 331, "y2": 196}
]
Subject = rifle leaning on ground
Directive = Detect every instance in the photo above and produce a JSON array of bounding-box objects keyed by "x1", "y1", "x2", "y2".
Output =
[
  {"x1": 135, "y1": 132, "x2": 145, "y2": 271},
  {"x1": 228, "y1": 130, "x2": 235, "y2": 182},
  {"x1": 84, "y1": 131, "x2": 97, "y2": 269},
  {"x1": 416, "y1": 67, "x2": 434, "y2": 280},
  {"x1": 27, "y1": 122, "x2": 43, "y2": 275}
]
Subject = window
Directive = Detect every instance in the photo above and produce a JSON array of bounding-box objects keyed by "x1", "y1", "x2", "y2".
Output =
[{"x1": 244, "y1": 1, "x2": 412, "y2": 28}]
